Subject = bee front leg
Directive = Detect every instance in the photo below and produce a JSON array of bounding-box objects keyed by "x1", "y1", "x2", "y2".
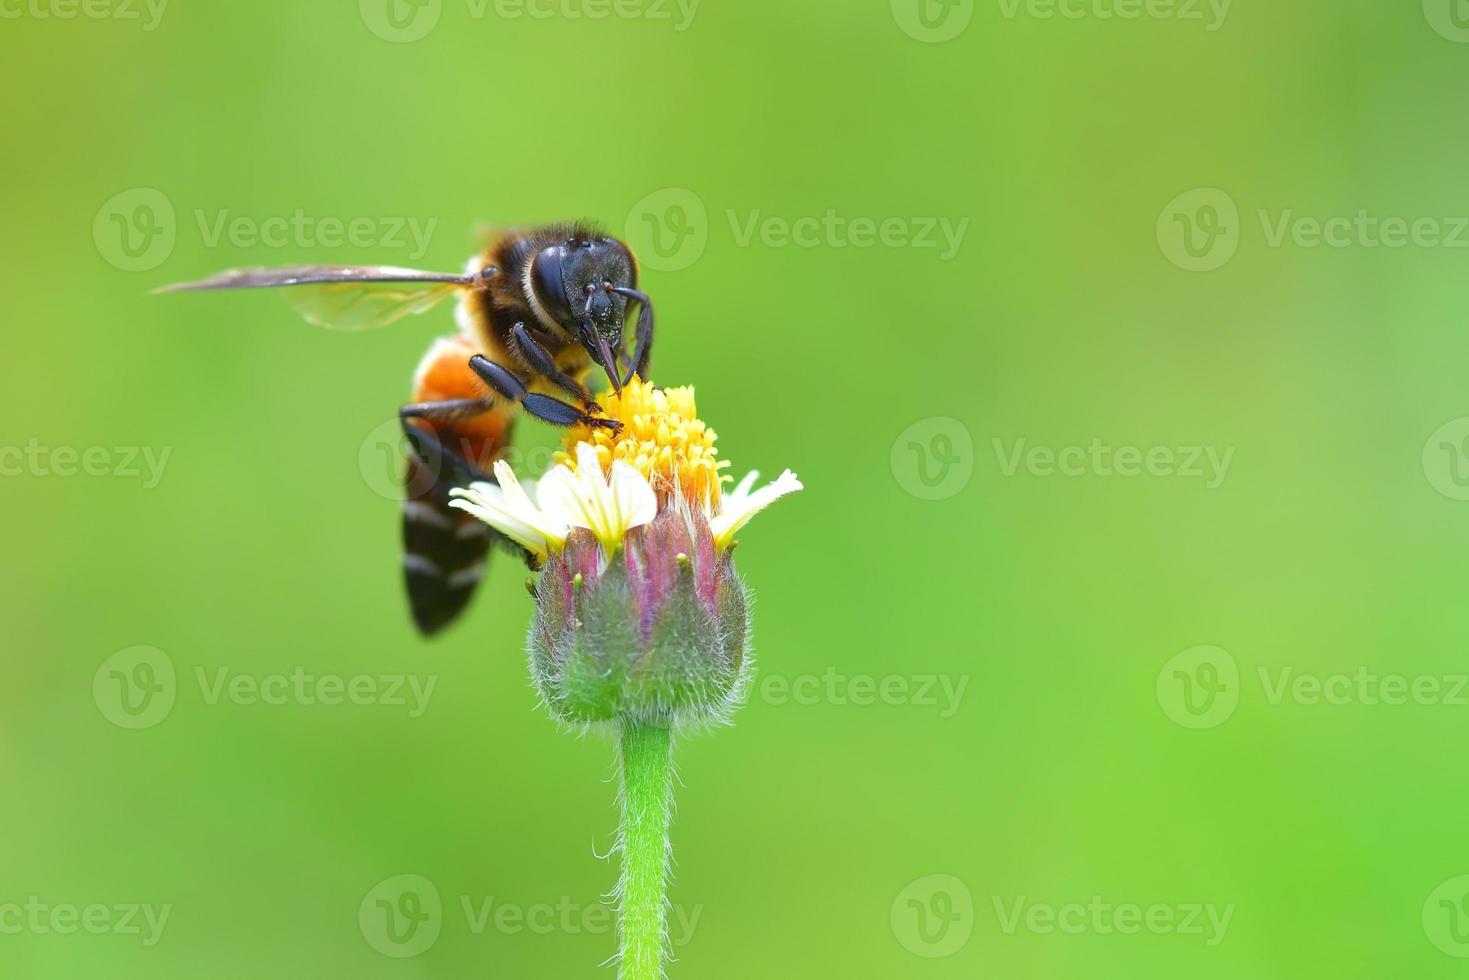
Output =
[
  {"x1": 509, "y1": 323, "x2": 598, "y2": 408},
  {"x1": 468, "y1": 355, "x2": 622, "y2": 432}
]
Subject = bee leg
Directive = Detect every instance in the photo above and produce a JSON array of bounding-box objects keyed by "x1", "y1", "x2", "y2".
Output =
[
  {"x1": 509, "y1": 323, "x2": 597, "y2": 407},
  {"x1": 399, "y1": 398, "x2": 495, "y2": 490},
  {"x1": 468, "y1": 355, "x2": 622, "y2": 432},
  {"x1": 610, "y1": 286, "x2": 654, "y2": 385}
]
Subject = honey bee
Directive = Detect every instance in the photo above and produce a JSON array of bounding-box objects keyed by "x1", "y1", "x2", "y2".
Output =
[{"x1": 159, "y1": 222, "x2": 655, "y2": 635}]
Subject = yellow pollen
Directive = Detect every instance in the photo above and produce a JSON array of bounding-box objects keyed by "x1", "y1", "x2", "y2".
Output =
[{"x1": 557, "y1": 377, "x2": 730, "y2": 504}]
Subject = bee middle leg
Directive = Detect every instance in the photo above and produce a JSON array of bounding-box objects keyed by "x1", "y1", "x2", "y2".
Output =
[{"x1": 468, "y1": 355, "x2": 622, "y2": 432}]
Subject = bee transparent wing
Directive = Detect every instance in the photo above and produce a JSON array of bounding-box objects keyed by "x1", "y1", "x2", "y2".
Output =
[{"x1": 155, "y1": 265, "x2": 477, "y2": 332}]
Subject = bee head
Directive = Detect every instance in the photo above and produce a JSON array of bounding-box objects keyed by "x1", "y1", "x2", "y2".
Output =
[{"x1": 528, "y1": 233, "x2": 637, "y2": 390}]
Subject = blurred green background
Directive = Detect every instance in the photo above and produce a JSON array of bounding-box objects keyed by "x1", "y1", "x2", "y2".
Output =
[{"x1": 5, "y1": 0, "x2": 1469, "y2": 976}]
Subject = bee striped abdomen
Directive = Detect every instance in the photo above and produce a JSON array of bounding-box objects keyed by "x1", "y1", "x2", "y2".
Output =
[{"x1": 402, "y1": 334, "x2": 515, "y2": 635}]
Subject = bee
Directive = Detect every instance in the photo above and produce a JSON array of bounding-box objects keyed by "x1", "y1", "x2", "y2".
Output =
[{"x1": 159, "y1": 222, "x2": 655, "y2": 635}]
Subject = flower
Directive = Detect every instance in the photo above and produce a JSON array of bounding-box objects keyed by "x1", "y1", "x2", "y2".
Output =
[
  {"x1": 709, "y1": 468, "x2": 804, "y2": 552},
  {"x1": 449, "y1": 376, "x2": 802, "y2": 729},
  {"x1": 451, "y1": 378, "x2": 802, "y2": 562},
  {"x1": 556, "y1": 379, "x2": 726, "y2": 506},
  {"x1": 450, "y1": 443, "x2": 657, "y2": 560}
]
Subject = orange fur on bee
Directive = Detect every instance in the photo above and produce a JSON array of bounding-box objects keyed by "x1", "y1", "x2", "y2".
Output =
[{"x1": 409, "y1": 334, "x2": 512, "y2": 471}]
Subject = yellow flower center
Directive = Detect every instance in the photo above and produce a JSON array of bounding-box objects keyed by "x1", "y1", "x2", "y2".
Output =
[{"x1": 557, "y1": 377, "x2": 729, "y2": 504}]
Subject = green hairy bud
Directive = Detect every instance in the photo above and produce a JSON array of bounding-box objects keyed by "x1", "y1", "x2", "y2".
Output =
[{"x1": 529, "y1": 506, "x2": 752, "y2": 731}]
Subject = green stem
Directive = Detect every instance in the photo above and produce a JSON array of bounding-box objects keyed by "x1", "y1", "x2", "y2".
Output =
[{"x1": 617, "y1": 722, "x2": 673, "y2": 980}]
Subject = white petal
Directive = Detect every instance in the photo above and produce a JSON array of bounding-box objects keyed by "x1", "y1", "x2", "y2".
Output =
[
  {"x1": 493, "y1": 460, "x2": 535, "y2": 512},
  {"x1": 553, "y1": 443, "x2": 657, "y2": 555},
  {"x1": 530, "y1": 465, "x2": 578, "y2": 529},
  {"x1": 609, "y1": 459, "x2": 658, "y2": 529},
  {"x1": 728, "y1": 469, "x2": 761, "y2": 500},
  {"x1": 709, "y1": 469, "x2": 803, "y2": 551},
  {"x1": 448, "y1": 466, "x2": 570, "y2": 557}
]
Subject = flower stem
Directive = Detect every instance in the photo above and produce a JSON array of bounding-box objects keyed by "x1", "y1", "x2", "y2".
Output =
[{"x1": 618, "y1": 722, "x2": 673, "y2": 979}]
